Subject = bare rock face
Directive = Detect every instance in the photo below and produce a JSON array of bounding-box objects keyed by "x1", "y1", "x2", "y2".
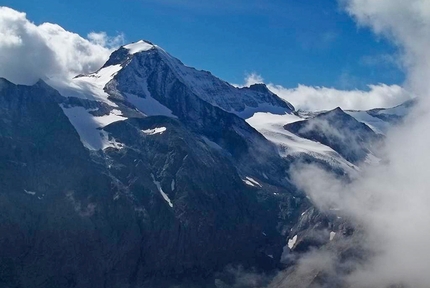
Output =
[{"x1": 0, "y1": 78, "x2": 302, "y2": 287}]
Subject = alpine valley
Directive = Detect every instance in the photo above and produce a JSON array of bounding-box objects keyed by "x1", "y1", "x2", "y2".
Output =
[{"x1": 0, "y1": 40, "x2": 412, "y2": 288}]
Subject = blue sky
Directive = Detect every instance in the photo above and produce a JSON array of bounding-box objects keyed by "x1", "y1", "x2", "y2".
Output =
[{"x1": 2, "y1": 0, "x2": 404, "y2": 89}]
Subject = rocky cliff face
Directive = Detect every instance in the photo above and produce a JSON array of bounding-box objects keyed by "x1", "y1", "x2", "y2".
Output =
[
  {"x1": 0, "y1": 78, "x2": 304, "y2": 287},
  {"x1": 104, "y1": 43, "x2": 294, "y2": 117}
]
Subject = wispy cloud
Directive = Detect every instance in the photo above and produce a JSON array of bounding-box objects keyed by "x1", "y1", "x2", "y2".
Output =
[
  {"x1": 297, "y1": 30, "x2": 339, "y2": 51},
  {"x1": 359, "y1": 53, "x2": 400, "y2": 68}
]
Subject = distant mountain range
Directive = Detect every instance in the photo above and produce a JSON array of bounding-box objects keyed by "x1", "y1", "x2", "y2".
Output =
[{"x1": 0, "y1": 40, "x2": 412, "y2": 288}]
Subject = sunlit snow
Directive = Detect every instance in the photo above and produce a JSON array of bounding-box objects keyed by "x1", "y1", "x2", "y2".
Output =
[
  {"x1": 124, "y1": 40, "x2": 154, "y2": 54},
  {"x1": 49, "y1": 64, "x2": 122, "y2": 107},
  {"x1": 245, "y1": 177, "x2": 262, "y2": 187},
  {"x1": 247, "y1": 112, "x2": 356, "y2": 172},
  {"x1": 346, "y1": 111, "x2": 389, "y2": 134},
  {"x1": 142, "y1": 127, "x2": 167, "y2": 135},
  {"x1": 124, "y1": 92, "x2": 175, "y2": 118},
  {"x1": 243, "y1": 180, "x2": 256, "y2": 187},
  {"x1": 24, "y1": 189, "x2": 36, "y2": 196},
  {"x1": 288, "y1": 235, "x2": 298, "y2": 249},
  {"x1": 61, "y1": 105, "x2": 127, "y2": 150}
]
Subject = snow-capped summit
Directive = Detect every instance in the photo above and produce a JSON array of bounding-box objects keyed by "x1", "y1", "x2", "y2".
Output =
[
  {"x1": 100, "y1": 40, "x2": 294, "y2": 118},
  {"x1": 51, "y1": 39, "x2": 294, "y2": 124},
  {"x1": 123, "y1": 40, "x2": 156, "y2": 54}
]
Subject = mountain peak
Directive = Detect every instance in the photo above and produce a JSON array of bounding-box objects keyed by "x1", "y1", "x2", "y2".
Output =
[
  {"x1": 248, "y1": 83, "x2": 271, "y2": 93},
  {"x1": 329, "y1": 107, "x2": 344, "y2": 114},
  {"x1": 123, "y1": 40, "x2": 156, "y2": 54},
  {"x1": 0, "y1": 77, "x2": 13, "y2": 86},
  {"x1": 101, "y1": 40, "x2": 158, "y2": 68}
]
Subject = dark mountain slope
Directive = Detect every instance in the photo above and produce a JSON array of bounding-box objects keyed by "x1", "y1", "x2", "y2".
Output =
[{"x1": 0, "y1": 79, "x2": 304, "y2": 287}]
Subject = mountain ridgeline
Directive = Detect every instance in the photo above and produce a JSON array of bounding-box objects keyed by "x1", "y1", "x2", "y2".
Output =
[{"x1": 0, "y1": 41, "x2": 410, "y2": 287}]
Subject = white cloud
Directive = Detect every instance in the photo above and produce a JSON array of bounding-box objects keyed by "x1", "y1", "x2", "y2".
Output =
[
  {"x1": 243, "y1": 72, "x2": 264, "y2": 87},
  {"x1": 0, "y1": 7, "x2": 123, "y2": 85},
  {"x1": 280, "y1": 1, "x2": 430, "y2": 287},
  {"x1": 241, "y1": 73, "x2": 412, "y2": 111},
  {"x1": 269, "y1": 83, "x2": 411, "y2": 111},
  {"x1": 342, "y1": 0, "x2": 430, "y2": 96},
  {"x1": 290, "y1": 109, "x2": 430, "y2": 287},
  {"x1": 87, "y1": 31, "x2": 124, "y2": 48}
]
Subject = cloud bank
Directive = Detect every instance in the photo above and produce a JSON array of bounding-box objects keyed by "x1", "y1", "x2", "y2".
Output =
[
  {"x1": 279, "y1": 0, "x2": 430, "y2": 287},
  {"x1": 242, "y1": 73, "x2": 412, "y2": 111},
  {"x1": 269, "y1": 82, "x2": 410, "y2": 111},
  {"x1": 0, "y1": 7, "x2": 123, "y2": 85}
]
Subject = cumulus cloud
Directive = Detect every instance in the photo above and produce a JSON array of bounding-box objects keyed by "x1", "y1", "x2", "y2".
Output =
[
  {"x1": 277, "y1": 0, "x2": 430, "y2": 287},
  {"x1": 241, "y1": 73, "x2": 412, "y2": 111},
  {"x1": 0, "y1": 7, "x2": 123, "y2": 85}
]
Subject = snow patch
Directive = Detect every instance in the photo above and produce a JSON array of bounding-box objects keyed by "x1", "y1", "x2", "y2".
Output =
[
  {"x1": 60, "y1": 105, "x2": 127, "y2": 150},
  {"x1": 346, "y1": 111, "x2": 389, "y2": 134},
  {"x1": 100, "y1": 131, "x2": 125, "y2": 150},
  {"x1": 151, "y1": 174, "x2": 173, "y2": 208},
  {"x1": 288, "y1": 235, "x2": 298, "y2": 249},
  {"x1": 246, "y1": 112, "x2": 357, "y2": 173},
  {"x1": 247, "y1": 112, "x2": 334, "y2": 155},
  {"x1": 49, "y1": 64, "x2": 122, "y2": 107},
  {"x1": 124, "y1": 40, "x2": 154, "y2": 54},
  {"x1": 245, "y1": 177, "x2": 262, "y2": 187},
  {"x1": 378, "y1": 104, "x2": 409, "y2": 117},
  {"x1": 330, "y1": 231, "x2": 336, "y2": 241},
  {"x1": 24, "y1": 189, "x2": 36, "y2": 196},
  {"x1": 124, "y1": 92, "x2": 175, "y2": 118},
  {"x1": 243, "y1": 180, "x2": 255, "y2": 187},
  {"x1": 142, "y1": 127, "x2": 167, "y2": 135}
]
